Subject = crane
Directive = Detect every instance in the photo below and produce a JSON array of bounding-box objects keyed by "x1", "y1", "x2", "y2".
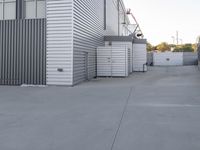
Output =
[{"x1": 126, "y1": 9, "x2": 144, "y2": 39}]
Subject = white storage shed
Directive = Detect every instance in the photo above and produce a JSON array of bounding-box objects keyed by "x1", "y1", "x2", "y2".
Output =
[
  {"x1": 104, "y1": 36, "x2": 133, "y2": 73},
  {"x1": 97, "y1": 45, "x2": 130, "y2": 77},
  {"x1": 97, "y1": 36, "x2": 148, "y2": 77}
]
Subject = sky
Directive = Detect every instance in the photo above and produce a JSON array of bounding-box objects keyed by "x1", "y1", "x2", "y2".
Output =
[{"x1": 124, "y1": 0, "x2": 200, "y2": 45}]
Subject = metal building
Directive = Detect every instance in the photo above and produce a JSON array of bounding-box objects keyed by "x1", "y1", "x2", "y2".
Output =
[{"x1": 0, "y1": 0, "x2": 142, "y2": 86}]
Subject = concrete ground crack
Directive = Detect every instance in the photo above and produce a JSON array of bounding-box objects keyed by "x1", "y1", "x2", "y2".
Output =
[{"x1": 110, "y1": 87, "x2": 133, "y2": 150}]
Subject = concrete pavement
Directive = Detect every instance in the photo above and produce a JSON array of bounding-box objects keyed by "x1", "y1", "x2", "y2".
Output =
[{"x1": 0, "y1": 66, "x2": 200, "y2": 150}]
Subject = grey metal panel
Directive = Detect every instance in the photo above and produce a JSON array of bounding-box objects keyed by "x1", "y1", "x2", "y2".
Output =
[
  {"x1": 73, "y1": 0, "x2": 104, "y2": 85},
  {"x1": 133, "y1": 39, "x2": 147, "y2": 44},
  {"x1": 183, "y1": 52, "x2": 198, "y2": 66},
  {"x1": 104, "y1": 0, "x2": 106, "y2": 30},
  {"x1": 104, "y1": 36, "x2": 133, "y2": 42},
  {"x1": 198, "y1": 45, "x2": 200, "y2": 61},
  {"x1": 147, "y1": 52, "x2": 153, "y2": 66},
  {"x1": 0, "y1": 19, "x2": 46, "y2": 85},
  {"x1": 16, "y1": 0, "x2": 24, "y2": 19},
  {"x1": 198, "y1": 45, "x2": 200, "y2": 68}
]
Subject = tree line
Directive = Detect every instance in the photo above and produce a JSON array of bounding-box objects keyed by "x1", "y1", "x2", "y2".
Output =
[{"x1": 147, "y1": 42, "x2": 197, "y2": 52}]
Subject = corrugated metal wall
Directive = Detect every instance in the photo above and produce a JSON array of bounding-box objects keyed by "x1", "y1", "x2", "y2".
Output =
[
  {"x1": 46, "y1": 0, "x2": 74, "y2": 85},
  {"x1": 73, "y1": 0, "x2": 104, "y2": 85},
  {"x1": 0, "y1": 19, "x2": 46, "y2": 85}
]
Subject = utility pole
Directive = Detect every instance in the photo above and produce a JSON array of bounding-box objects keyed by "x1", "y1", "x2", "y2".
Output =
[
  {"x1": 179, "y1": 39, "x2": 183, "y2": 45},
  {"x1": 117, "y1": 0, "x2": 120, "y2": 36},
  {"x1": 171, "y1": 36, "x2": 175, "y2": 44},
  {"x1": 176, "y1": 31, "x2": 179, "y2": 45}
]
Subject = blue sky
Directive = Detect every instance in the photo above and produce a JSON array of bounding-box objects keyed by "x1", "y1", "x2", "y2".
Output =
[{"x1": 124, "y1": 0, "x2": 200, "y2": 45}]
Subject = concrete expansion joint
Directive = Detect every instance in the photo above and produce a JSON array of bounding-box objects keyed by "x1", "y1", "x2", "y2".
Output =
[
  {"x1": 110, "y1": 86, "x2": 133, "y2": 150},
  {"x1": 196, "y1": 65, "x2": 200, "y2": 71}
]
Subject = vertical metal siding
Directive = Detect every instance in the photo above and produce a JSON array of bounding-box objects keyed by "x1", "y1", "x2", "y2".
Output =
[
  {"x1": 46, "y1": 0, "x2": 74, "y2": 85},
  {"x1": 0, "y1": 19, "x2": 46, "y2": 85},
  {"x1": 73, "y1": 0, "x2": 104, "y2": 85}
]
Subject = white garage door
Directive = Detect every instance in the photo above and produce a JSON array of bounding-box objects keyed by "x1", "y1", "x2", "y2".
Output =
[{"x1": 153, "y1": 52, "x2": 183, "y2": 66}]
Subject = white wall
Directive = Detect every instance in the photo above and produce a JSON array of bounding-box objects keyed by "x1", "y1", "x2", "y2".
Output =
[
  {"x1": 105, "y1": 0, "x2": 130, "y2": 36},
  {"x1": 105, "y1": 0, "x2": 118, "y2": 36},
  {"x1": 46, "y1": 0, "x2": 73, "y2": 85},
  {"x1": 133, "y1": 44, "x2": 147, "y2": 71},
  {"x1": 153, "y1": 52, "x2": 183, "y2": 66}
]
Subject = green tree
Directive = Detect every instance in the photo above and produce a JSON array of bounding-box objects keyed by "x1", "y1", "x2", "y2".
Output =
[
  {"x1": 192, "y1": 44, "x2": 197, "y2": 52},
  {"x1": 147, "y1": 43, "x2": 153, "y2": 51},
  {"x1": 169, "y1": 44, "x2": 176, "y2": 48},
  {"x1": 156, "y1": 42, "x2": 170, "y2": 52},
  {"x1": 173, "y1": 44, "x2": 194, "y2": 52}
]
